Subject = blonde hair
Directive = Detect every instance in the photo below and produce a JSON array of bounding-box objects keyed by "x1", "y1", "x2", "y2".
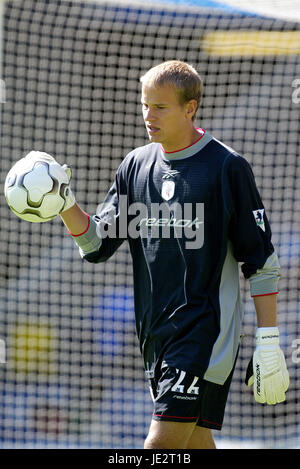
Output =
[{"x1": 140, "y1": 60, "x2": 203, "y2": 121}]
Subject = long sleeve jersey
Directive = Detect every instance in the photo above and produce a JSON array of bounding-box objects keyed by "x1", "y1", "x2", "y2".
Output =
[{"x1": 71, "y1": 129, "x2": 280, "y2": 385}]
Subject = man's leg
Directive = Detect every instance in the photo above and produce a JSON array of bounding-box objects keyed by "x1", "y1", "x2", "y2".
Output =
[
  {"x1": 144, "y1": 419, "x2": 216, "y2": 449},
  {"x1": 186, "y1": 426, "x2": 216, "y2": 449},
  {"x1": 144, "y1": 419, "x2": 196, "y2": 449}
]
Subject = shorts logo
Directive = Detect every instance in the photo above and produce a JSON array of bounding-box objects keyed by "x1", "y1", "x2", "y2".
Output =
[
  {"x1": 171, "y1": 369, "x2": 200, "y2": 395},
  {"x1": 253, "y1": 209, "x2": 265, "y2": 232}
]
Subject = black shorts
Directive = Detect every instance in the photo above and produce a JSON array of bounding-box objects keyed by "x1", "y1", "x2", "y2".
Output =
[{"x1": 148, "y1": 363, "x2": 236, "y2": 431}]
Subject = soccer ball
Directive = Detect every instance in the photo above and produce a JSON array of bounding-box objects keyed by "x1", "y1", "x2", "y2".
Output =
[{"x1": 4, "y1": 151, "x2": 71, "y2": 223}]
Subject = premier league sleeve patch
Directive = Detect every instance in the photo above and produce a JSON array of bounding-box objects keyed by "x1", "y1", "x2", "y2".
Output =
[{"x1": 252, "y1": 209, "x2": 265, "y2": 232}]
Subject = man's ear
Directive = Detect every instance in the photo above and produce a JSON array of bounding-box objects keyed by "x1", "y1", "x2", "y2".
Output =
[{"x1": 185, "y1": 99, "x2": 198, "y2": 120}]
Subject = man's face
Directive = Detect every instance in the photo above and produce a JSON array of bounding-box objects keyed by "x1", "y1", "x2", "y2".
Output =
[{"x1": 141, "y1": 83, "x2": 195, "y2": 152}]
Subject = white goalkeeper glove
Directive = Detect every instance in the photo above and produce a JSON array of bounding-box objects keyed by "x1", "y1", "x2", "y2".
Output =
[
  {"x1": 59, "y1": 164, "x2": 76, "y2": 213},
  {"x1": 245, "y1": 327, "x2": 289, "y2": 405},
  {"x1": 26, "y1": 151, "x2": 76, "y2": 214}
]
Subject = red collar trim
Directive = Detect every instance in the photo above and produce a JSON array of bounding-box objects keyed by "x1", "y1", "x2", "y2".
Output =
[{"x1": 161, "y1": 128, "x2": 205, "y2": 154}]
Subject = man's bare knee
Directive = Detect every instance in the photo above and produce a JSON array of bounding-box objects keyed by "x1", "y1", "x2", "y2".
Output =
[
  {"x1": 186, "y1": 426, "x2": 216, "y2": 449},
  {"x1": 144, "y1": 433, "x2": 185, "y2": 450},
  {"x1": 144, "y1": 419, "x2": 195, "y2": 449},
  {"x1": 144, "y1": 434, "x2": 169, "y2": 449}
]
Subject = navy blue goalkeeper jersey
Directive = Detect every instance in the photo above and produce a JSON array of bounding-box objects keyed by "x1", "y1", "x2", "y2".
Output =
[{"x1": 83, "y1": 129, "x2": 277, "y2": 385}]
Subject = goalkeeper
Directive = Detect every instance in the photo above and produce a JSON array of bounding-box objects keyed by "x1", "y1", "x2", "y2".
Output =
[{"x1": 54, "y1": 61, "x2": 288, "y2": 449}]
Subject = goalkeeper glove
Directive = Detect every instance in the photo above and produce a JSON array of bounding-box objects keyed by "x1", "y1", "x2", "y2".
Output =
[
  {"x1": 245, "y1": 327, "x2": 289, "y2": 405},
  {"x1": 59, "y1": 164, "x2": 76, "y2": 213},
  {"x1": 26, "y1": 151, "x2": 76, "y2": 214}
]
